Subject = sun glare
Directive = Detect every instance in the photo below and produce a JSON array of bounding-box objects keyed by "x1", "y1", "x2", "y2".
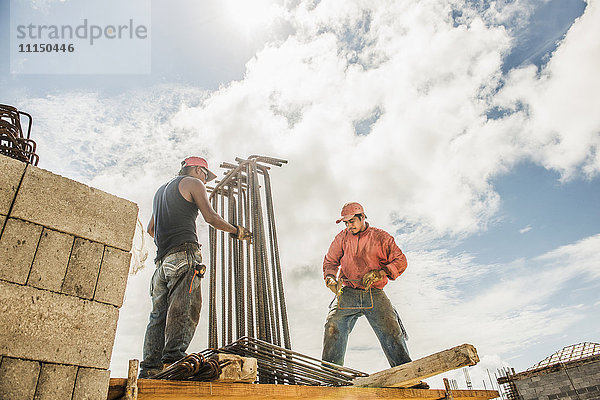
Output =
[{"x1": 223, "y1": 0, "x2": 280, "y2": 35}]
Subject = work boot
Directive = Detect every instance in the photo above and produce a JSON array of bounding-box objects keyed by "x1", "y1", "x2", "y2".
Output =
[{"x1": 138, "y1": 368, "x2": 162, "y2": 379}]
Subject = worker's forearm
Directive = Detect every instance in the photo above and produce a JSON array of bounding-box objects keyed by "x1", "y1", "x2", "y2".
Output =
[
  {"x1": 385, "y1": 255, "x2": 407, "y2": 279},
  {"x1": 323, "y1": 262, "x2": 340, "y2": 279},
  {"x1": 205, "y1": 213, "x2": 237, "y2": 233}
]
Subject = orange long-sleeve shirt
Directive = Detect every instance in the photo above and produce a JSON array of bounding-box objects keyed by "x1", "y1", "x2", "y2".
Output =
[{"x1": 323, "y1": 224, "x2": 407, "y2": 290}]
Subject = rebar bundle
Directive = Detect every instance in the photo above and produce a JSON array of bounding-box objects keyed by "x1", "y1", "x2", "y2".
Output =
[
  {"x1": 151, "y1": 352, "x2": 223, "y2": 381},
  {"x1": 0, "y1": 104, "x2": 39, "y2": 165},
  {"x1": 205, "y1": 156, "x2": 369, "y2": 386},
  {"x1": 207, "y1": 155, "x2": 290, "y2": 352},
  {"x1": 152, "y1": 338, "x2": 368, "y2": 386},
  {"x1": 219, "y1": 336, "x2": 369, "y2": 386}
]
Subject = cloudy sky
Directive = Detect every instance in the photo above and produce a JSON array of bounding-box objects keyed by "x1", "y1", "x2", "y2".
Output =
[{"x1": 2, "y1": 0, "x2": 599, "y2": 391}]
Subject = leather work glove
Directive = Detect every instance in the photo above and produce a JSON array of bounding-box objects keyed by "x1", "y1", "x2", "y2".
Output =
[
  {"x1": 362, "y1": 269, "x2": 387, "y2": 291},
  {"x1": 232, "y1": 225, "x2": 252, "y2": 243},
  {"x1": 325, "y1": 275, "x2": 342, "y2": 296}
]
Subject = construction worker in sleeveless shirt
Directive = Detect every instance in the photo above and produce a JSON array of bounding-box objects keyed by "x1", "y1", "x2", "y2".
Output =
[
  {"x1": 322, "y1": 202, "x2": 411, "y2": 368},
  {"x1": 139, "y1": 156, "x2": 251, "y2": 378}
]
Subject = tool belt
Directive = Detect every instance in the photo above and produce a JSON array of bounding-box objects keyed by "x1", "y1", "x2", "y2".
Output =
[{"x1": 162, "y1": 242, "x2": 200, "y2": 258}]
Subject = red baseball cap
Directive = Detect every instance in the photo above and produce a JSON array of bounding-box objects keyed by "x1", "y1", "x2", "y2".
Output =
[
  {"x1": 336, "y1": 202, "x2": 365, "y2": 223},
  {"x1": 182, "y1": 156, "x2": 217, "y2": 182}
]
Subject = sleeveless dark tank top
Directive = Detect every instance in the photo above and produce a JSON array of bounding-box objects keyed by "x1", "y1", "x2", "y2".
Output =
[{"x1": 152, "y1": 176, "x2": 199, "y2": 261}]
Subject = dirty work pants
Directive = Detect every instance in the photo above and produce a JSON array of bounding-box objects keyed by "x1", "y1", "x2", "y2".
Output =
[
  {"x1": 140, "y1": 246, "x2": 202, "y2": 377},
  {"x1": 322, "y1": 287, "x2": 411, "y2": 367}
]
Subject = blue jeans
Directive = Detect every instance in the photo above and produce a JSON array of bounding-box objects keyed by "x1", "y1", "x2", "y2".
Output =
[
  {"x1": 139, "y1": 245, "x2": 203, "y2": 378},
  {"x1": 322, "y1": 287, "x2": 411, "y2": 367}
]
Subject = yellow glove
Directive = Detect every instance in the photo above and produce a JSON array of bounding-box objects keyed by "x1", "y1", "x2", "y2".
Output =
[
  {"x1": 232, "y1": 225, "x2": 252, "y2": 243},
  {"x1": 325, "y1": 275, "x2": 342, "y2": 295},
  {"x1": 362, "y1": 270, "x2": 386, "y2": 291}
]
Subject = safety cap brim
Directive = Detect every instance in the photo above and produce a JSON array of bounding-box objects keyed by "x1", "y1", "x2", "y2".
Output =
[
  {"x1": 205, "y1": 169, "x2": 217, "y2": 182},
  {"x1": 335, "y1": 214, "x2": 354, "y2": 224}
]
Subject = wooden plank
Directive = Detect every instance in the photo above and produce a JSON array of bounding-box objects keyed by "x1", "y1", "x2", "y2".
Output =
[
  {"x1": 444, "y1": 378, "x2": 454, "y2": 400},
  {"x1": 124, "y1": 359, "x2": 139, "y2": 400},
  {"x1": 352, "y1": 344, "x2": 480, "y2": 388},
  {"x1": 108, "y1": 379, "x2": 498, "y2": 400},
  {"x1": 211, "y1": 354, "x2": 257, "y2": 383},
  {"x1": 107, "y1": 378, "x2": 127, "y2": 400}
]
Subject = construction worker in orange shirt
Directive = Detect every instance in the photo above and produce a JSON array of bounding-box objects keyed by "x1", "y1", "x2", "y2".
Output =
[{"x1": 322, "y1": 202, "x2": 411, "y2": 368}]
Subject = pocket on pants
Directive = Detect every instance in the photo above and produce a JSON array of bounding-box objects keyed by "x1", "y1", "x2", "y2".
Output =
[
  {"x1": 337, "y1": 288, "x2": 374, "y2": 310},
  {"x1": 161, "y1": 251, "x2": 189, "y2": 279},
  {"x1": 191, "y1": 247, "x2": 202, "y2": 265},
  {"x1": 149, "y1": 266, "x2": 159, "y2": 296}
]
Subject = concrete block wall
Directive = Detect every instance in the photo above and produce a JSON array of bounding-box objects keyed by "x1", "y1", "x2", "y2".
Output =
[
  {"x1": 512, "y1": 356, "x2": 600, "y2": 400},
  {"x1": 0, "y1": 154, "x2": 138, "y2": 400}
]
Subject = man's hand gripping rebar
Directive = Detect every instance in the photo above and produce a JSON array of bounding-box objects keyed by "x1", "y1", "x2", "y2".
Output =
[{"x1": 232, "y1": 225, "x2": 252, "y2": 243}]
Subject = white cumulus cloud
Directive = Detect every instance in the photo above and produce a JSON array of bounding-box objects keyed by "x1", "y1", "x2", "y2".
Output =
[{"x1": 13, "y1": 0, "x2": 600, "y2": 382}]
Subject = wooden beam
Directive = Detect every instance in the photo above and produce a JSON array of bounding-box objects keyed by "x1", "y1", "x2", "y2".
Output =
[
  {"x1": 444, "y1": 378, "x2": 454, "y2": 400},
  {"x1": 108, "y1": 379, "x2": 498, "y2": 400},
  {"x1": 211, "y1": 354, "x2": 257, "y2": 383},
  {"x1": 352, "y1": 344, "x2": 480, "y2": 388},
  {"x1": 124, "y1": 359, "x2": 139, "y2": 400}
]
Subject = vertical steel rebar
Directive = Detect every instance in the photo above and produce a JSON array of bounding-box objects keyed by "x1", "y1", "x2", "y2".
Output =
[
  {"x1": 220, "y1": 188, "x2": 226, "y2": 347},
  {"x1": 243, "y1": 165, "x2": 254, "y2": 340},
  {"x1": 236, "y1": 175, "x2": 245, "y2": 339},
  {"x1": 207, "y1": 156, "x2": 290, "y2": 383},
  {"x1": 208, "y1": 194, "x2": 218, "y2": 348},
  {"x1": 250, "y1": 161, "x2": 274, "y2": 344},
  {"x1": 258, "y1": 165, "x2": 289, "y2": 348},
  {"x1": 227, "y1": 184, "x2": 234, "y2": 345}
]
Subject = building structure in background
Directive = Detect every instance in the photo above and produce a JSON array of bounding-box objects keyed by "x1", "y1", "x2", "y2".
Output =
[{"x1": 498, "y1": 342, "x2": 600, "y2": 400}]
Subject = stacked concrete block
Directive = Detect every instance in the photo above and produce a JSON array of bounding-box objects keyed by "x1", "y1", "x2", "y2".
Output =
[
  {"x1": 0, "y1": 154, "x2": 138, "y2": 400},
  {"x1": 0, "y1": 218, "x2": 43, "y2": 284},
  {"x1": 508, "y1": 355, "x2": 600, "y2": 400},
  {"x1": 34, "y1": 364, "x2": 78, "y2": 400}
]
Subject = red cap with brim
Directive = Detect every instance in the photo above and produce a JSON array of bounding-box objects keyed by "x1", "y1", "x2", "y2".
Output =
[
  {"x1": 335, "y1": 202, "x2": 364, "y2": 223},
  {"x1": 182, "y1": 156, "x2": 217, "y2": 182}
]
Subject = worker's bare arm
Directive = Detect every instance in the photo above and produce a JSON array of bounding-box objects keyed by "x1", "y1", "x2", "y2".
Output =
[
  {"x1": 147, "y1": 215, "x2": 155, "y2": 238},
  {"x1": 180, "y1": 177, "x2": 237, "y2": 234}
]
